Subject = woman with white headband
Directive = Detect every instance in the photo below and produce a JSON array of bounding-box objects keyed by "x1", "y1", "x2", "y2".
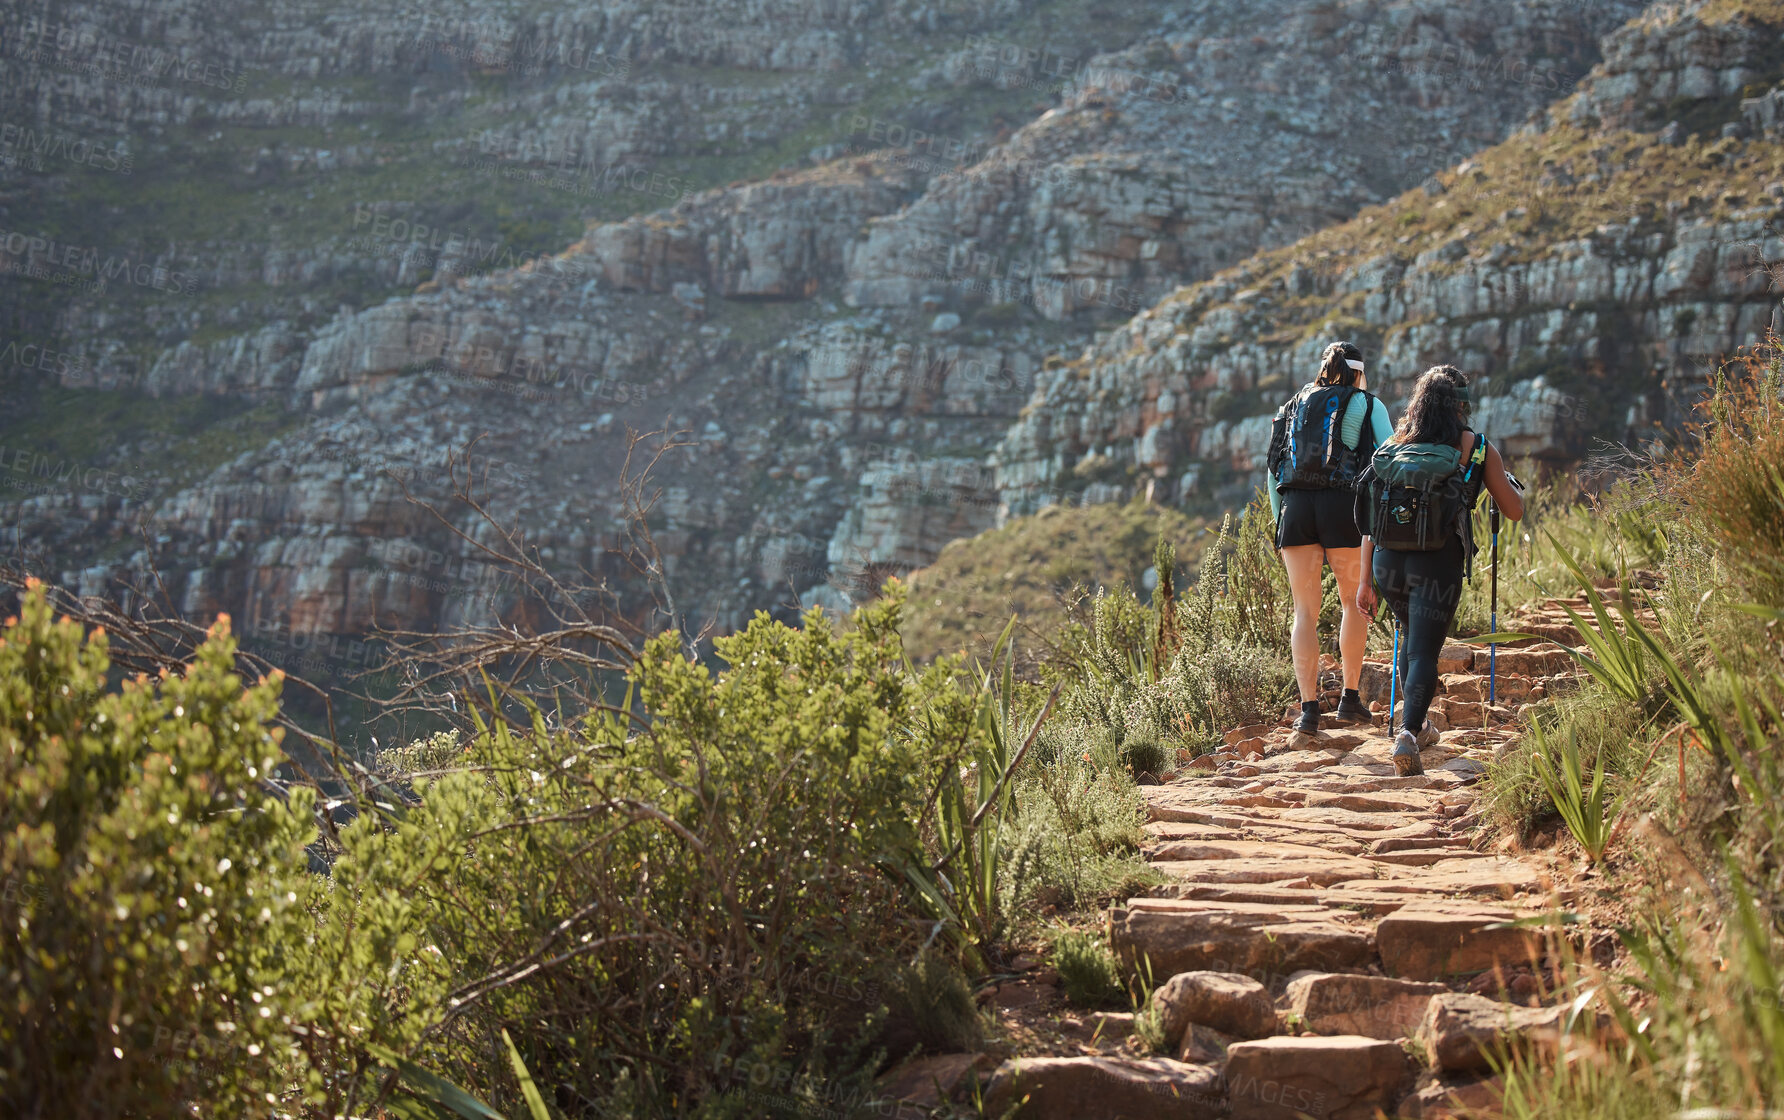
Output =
[{"x1": 1264, "y1": 340, "x2": 1395, "y2": 737}]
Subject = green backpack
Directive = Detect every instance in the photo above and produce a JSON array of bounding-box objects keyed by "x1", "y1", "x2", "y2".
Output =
[{"x1": 1356, "y1": 434, "x2": 1490, "y2": 572}]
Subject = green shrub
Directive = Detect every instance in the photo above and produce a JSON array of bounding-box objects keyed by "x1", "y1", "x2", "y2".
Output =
[
  {"x1": 1003, "y1": 723, "x2": 1160, "y2": 915},
  {"x1": 5, "y1": 576, "x2": 1000, "y2": 1117},
  {"x1": 1051, "y1": 931, "x2": 1127, "y2": 1009},
  {"x1": 0, "y1": 581, "x2": 314, "y2": 1119},
  {"x1": 373, "y1": 727, "x2": 465, "y2": 777},
  {"x1": 289, "y1": 590, "x2": 961, "y2": 1115},
  {"x1": 880, "y1": 954, "x2": 984, "y2": 1059},
  {"x1": 1671, "y1": 355, "x2": 1784, "y2": 608},
  {"x1": 1119, "y1": 731, "x2": 1168, "y2": 777}
]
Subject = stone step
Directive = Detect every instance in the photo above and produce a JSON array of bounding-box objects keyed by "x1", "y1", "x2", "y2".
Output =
[
  {"x1": 1146, "y1": 838, "x2": 1361, "y2": 863},
  {"x1": 1144, "y1": 821, "x2": 1250, "y2": 842},
  {"x1": 1275, "y1": 806, "x2": 1425, "y2": 831},
  {"x1": 1376, "y1": 906, "x2": 1553, "y2": 980},
  {"x1": 1372, "y1": 836, "x2": 1475, "y2": 855},
  {"x1": 1365, "y1": 847, "x2": 1496, "y2": 867},
  {"x1": 1420, "y1": 992, "x2": 1569, "y2": 1073},
  {"x1": 1224, "y1": 1036, "x2": 1413, "y2": 1120},
  {"x1": 1110, "y1": 899, "x2": 1374, "y2": 979},
  {"x1": 1149, "y1": 858, "x2": 1383, "y2": 887},
  {"x1": 982, "y1": 1056, "x2": 1225, "y2": 1120},
  {"x1": 1284, "y1": 973, "x2": 1448, "y2": 1040}
]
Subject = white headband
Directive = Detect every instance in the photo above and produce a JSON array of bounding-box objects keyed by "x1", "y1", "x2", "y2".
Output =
[{"x1": 1345, "y1": 359, "x2": 1365, "y2": 372}]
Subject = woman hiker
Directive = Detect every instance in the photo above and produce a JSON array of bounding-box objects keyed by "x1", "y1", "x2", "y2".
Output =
[
  {"x1": 1266, "y1": 340, "x2": 1396, "y2": 737},
  {"x1": 1355, "y1": 365, "x2": 1524, "y2": 776}
]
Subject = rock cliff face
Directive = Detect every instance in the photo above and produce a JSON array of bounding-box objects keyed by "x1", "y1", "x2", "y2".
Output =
[
  {"x1": 845, "y1": 0, "x2": 1637, "y2": 321},
  {"x1": 993, "y1": 0, "x2": 1784, "y2": 519},
  {"x1": 2, "y1": 0, "x2": 1675, "y2": 646}
]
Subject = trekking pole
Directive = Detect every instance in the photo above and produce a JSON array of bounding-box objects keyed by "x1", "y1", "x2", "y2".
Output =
[
  {"x1": 1389, "y1": 620, "x2": 1400, "y2": 737},
  {"x1": 1489, "y1": 502, "x2": 1501, "y2": 728}
]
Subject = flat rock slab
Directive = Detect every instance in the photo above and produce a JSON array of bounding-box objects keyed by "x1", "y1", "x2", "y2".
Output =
[
  {"x1": 1373, "y1": 836, "x2": 1474, "y2": 854},
  {"x1": 1256, "y1": 749, "x2": 1350, "y2": 773},
  {"x1": 1371, "y1": 858, "x2": 1541, "y2": 894},
  {"x1": 1420, "y1": 992, "x2": 1566, "y2": 1072},
  {"x1": 1284, "y1": 972, "x2": 1448, "y2": 1040},
  {"x1": 1239, "y1": 827, "x2": 1368, "y2": 855},
  {"x1": 982, "y1": 1056, "x2": 1226, "y2": 1120},
  {"x1": 1367, "y1": 848, "x2": 1496, "y2": 867},
  {"x1": 1224, "y1": 1035, "x2": 1414, "y2": 1120},
  {"x1": 1277, "y1": 806, "x2": 1422, "y2": 831},
  {"x1": 1144, "y1": 822, "x2": 1249, "y2": 841},
  {"x1": 1151, "y1": 857, "x2": 1382, "y2": 887},
  {"x1": 1148, "y1": 839, "x2": 1362, "y2": 862},
  {"x1": 1111, "y1": 902, "x2": 1373, "y2": 979},
  {"x1": 1305, "y1": 791, "x2": 1440, "y2": 814},
  {"x1": 1377, "y1": 908, "x2": 1549, "y2": 980}
]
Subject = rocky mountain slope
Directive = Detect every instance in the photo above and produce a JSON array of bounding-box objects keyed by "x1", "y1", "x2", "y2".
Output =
[
  {"x1": 2, "y1": 0, "x2": 1648, "y2": 657},
  {"x1": 994, "y1": 0, "x2": 1784, "y2": 517}
]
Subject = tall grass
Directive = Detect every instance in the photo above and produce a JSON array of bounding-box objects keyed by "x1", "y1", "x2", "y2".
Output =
[{"x1": 1494, "y1": 347, "x2": 1784, "y2": 1116}]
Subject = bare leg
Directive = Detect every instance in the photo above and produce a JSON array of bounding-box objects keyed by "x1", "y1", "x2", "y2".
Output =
[
  {"x1": 1326, "y1": 546, "x2": 1367, "y2": 690},
  {"x1": 1281, "y1": 544, "x2": 1327, "y2": 704}
]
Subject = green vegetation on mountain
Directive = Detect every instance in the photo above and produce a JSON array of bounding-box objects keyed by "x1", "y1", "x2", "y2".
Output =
[{"x1": 899, "y1": 498, "x2": 1208, "y2": 664}]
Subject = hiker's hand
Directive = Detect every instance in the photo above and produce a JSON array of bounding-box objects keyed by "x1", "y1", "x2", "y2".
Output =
[{"x1": 1357, "y1": 583, "x2": 1378, "y2": 617}]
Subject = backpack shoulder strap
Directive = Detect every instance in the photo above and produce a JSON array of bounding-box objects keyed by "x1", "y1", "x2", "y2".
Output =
[
  {"x1": 1464, "y1": 430, "x2": 1489, "y2": 474},
  {"x1": 1343, "y1": 389, "x2": 1380, "y2": 452}
]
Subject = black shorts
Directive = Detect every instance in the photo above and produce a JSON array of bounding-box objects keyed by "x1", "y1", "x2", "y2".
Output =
[{"x1": 1276, "y1": 488, "x2": 1362, "y2": 550}]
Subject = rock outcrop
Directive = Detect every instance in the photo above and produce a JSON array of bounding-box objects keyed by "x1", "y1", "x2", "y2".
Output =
[{"x1": 993, "y1": 0, "x2": 1784, "y2": 517}]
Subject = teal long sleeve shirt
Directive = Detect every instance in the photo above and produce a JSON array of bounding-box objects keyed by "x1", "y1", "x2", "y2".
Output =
[{"x1": 1267, "y1": 392, "x2": 1395, "y2": 524}]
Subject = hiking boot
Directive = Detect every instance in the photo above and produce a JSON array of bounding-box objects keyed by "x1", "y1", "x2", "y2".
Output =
[
  {"x1": 1392, "y1": 729, "x2": 1424, "y2": 776},
  {"x1": 1293, "y1": 706, "x2": 1320, "y2": 735},
  {"x1": 1416, "y1": 719, "x2": 1440, "y2": 751},
  {"x1": 1330, "y1": 695, "x2": 1371, "y2": 725}
]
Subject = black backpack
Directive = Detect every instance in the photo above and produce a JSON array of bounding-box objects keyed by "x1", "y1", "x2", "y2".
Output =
[
  {"x1": 1267, "y1": 383, "x2": 1376, "y2": 491},
  {"x1": 1355, "y1": 433, "x2": 1491, "y2": 574}
]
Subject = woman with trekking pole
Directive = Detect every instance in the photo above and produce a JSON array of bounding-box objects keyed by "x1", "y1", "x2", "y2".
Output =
[
  {"x1": 1355, "y1": 365, "x2": 1524, "y2": 775},
  {"x1": 1266, "y1": 341, "x2": 1396, "y2": 737}
]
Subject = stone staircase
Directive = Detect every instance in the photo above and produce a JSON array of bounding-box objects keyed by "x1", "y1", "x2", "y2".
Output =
[{"x1": 967, "y1": 598, "x2": 1603, "y2": 1119}]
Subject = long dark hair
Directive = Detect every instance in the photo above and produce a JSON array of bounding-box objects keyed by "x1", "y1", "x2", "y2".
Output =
[
  {"x1": 1315, "y1": 341, "x2": 1364, "y2": 387},
  {"x1": 1390, "y1": 365, "x2": 1470, "y2": 446}
]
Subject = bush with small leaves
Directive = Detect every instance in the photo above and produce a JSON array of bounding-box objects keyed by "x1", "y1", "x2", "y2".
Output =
[
  {"x1": 1052, "y1": 930, "x2": 1128, "y2": 1009},
  {"x1": 0, "y1": 581, "x2": 314, "y2": 1120}
]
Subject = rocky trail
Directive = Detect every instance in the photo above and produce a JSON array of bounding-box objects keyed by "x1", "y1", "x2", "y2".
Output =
[{"x1": 881, "y1": 595, "x2": 1612, "y2": 1119}]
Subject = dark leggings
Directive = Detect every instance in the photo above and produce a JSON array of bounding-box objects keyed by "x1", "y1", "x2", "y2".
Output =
[{"x1": 1372, "y1": 538, "x2": 1466, "y2": 734}]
